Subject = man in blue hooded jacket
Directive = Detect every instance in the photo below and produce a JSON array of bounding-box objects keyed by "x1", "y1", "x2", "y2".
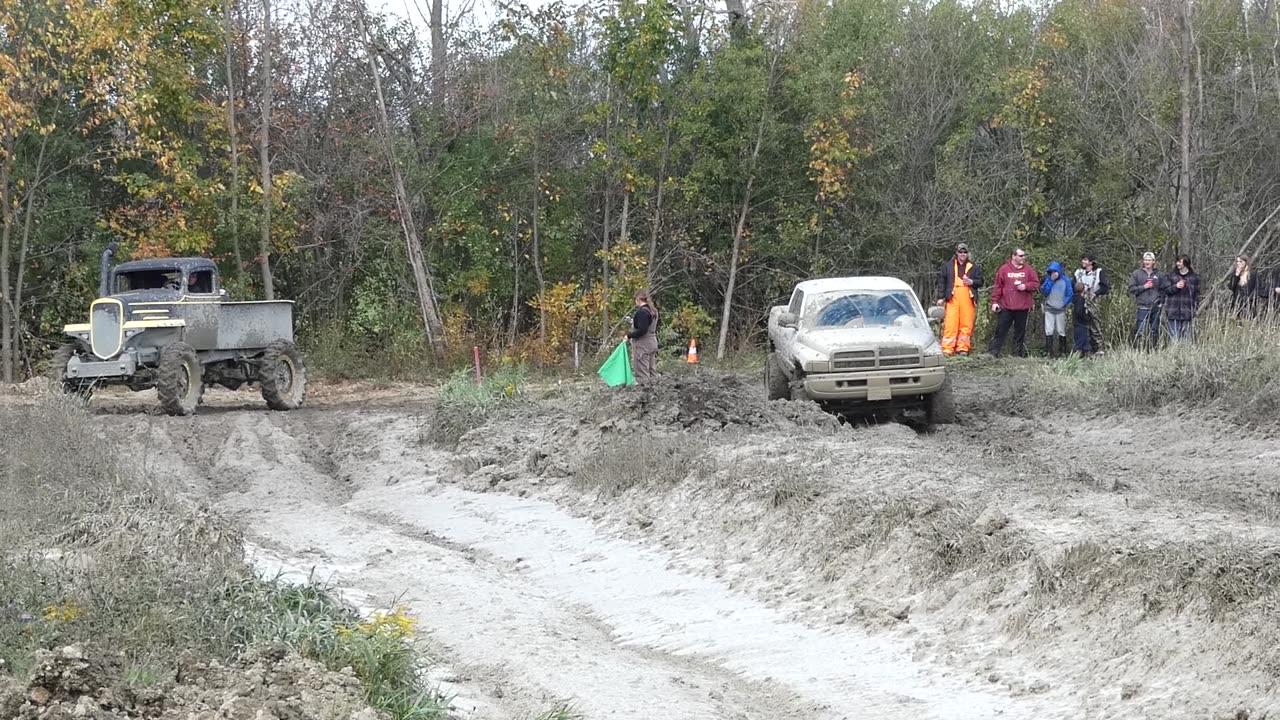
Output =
[{"x1": 1040, "y1": 261, "x2": 1073, "y2": 358}]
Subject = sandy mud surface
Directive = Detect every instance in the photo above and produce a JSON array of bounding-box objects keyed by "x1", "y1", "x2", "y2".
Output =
[{"x1": 20, "y1": 367, "x2": 1278, "y2": 719}]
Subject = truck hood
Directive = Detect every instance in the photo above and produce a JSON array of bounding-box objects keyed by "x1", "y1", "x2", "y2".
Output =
[
  {"x1": 106, "y1": 289, "x2": 183, "y2": 305},
  {"x1": 797, "y1": 326, "x2": 934, "y2": 356}
]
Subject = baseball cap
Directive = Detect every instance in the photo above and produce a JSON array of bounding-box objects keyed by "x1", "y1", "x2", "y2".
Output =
[
  {"x1": 1143, "y1": 251, "x2": 1155, "y2": 261},
  {"x1": 955, "y1": 243, "x2": 969, "y2": 252}
]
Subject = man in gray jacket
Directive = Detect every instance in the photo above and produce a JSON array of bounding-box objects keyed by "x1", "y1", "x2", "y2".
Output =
[{"x1": 1128, "y1": 251, "x2": 1163, "y2": 349}]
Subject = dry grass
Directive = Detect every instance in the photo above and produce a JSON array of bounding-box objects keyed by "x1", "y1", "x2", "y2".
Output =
[
  {"x1": 1029, "y1": 306, "x2": 1280, "y2": 424},
  {"x1": 572, "y1": 433, "x2": 710, "y2": 497},
  {"x1": 0, "y1": 392, "x2": 447, "y2": 719}
]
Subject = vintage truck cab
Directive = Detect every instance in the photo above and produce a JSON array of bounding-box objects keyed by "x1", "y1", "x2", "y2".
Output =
[{"x1": 51, "y1": 244, "x2": 307, "y2": 416}]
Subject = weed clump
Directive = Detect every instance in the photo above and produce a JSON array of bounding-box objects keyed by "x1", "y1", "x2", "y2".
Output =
[{"x1": 426, "y1": 366, "x2": 529, "y2": 449}]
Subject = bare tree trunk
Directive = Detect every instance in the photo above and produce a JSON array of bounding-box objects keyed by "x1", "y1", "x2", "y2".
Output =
[
  {"x1": 258, "y1": 0, "x2": 276, "y2": 299},
  {"x1": 716, "y1": 107, "x2": 767, "y2": 361},
  {"x1": 1243, "y1": 5, "x2": 1259, "y2": 99},
  {"x1": 225, "y1": 0, "x2": 244, "y2": 281},
  {"x1": 647, "y1": 124, "x2": 671, "y2": 282},
  {"x1": 357, "y1": 5, "x2": 446, "y2": 353},
  {"x1": 724, "y1": 0, "x2": 746, "y2": 39},
  {"x1": 619, "y1": 190, "x2": 630, "y2": 245},
  {"x1": 531, "y1": 170, "x2": 546, "y2": 346},
  {"x1": 13, "y1": 188, "x2": 38, "y2": 376},
  {"x1": 600, "y1": 83, "x2": 613, "y2": 346},
  {"x1": 508, "y1": 210, "x2": 520, "y2": 348},
  {"x1": 601, "y1": 178, "x2": 612, "y2": 343},
  {"x1": 1177, "y1": 0, "x2": 1194, "y2": 256},
  {"x1": 0, "y1": 160, "x2": 13, "y2": 384},
  {"x1": 430, "y1": 0, "x2": 446, "y2": 108}
]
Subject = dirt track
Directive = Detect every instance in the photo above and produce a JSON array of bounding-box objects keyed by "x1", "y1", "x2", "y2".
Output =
[{"x1": 39, "y1": 367, "x2": 1280, "y2": 719}]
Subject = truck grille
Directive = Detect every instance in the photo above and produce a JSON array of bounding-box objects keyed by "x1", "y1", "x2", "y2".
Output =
[
  {"x1": 90, "y1": 299, "x2": 124, "y2": 359},
  {"x1": 832, "y1": 345, "x2": 922, "y2": 370}
]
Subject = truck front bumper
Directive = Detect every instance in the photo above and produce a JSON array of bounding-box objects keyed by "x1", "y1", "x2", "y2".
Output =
[
  {"x1": 801, "y1": 365, "x2": 945, "y2": 402},
  {"x1": 66, "y1": 352, "x2": 137, "y2": 380}
]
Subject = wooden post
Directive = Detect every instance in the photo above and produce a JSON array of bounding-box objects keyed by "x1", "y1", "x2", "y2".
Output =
[{"x1": 473, "y1": 346, "x2": 482, "y2": 384}]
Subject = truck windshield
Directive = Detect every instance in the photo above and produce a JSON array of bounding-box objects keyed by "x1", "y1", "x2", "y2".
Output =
[
  {"x1": 115, "y1": 269, "x2": 181, "y2": 292},
  {"x1": 802, "y1": 290, "x2": 924, "y2": 330}
]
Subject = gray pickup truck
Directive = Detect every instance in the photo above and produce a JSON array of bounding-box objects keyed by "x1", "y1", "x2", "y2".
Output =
[
  {"x1": 50, "y1": 243, "x2": 307, "y2": 416},
  {"x1": 765, "y1": 276, "x2": 955, "y2": 426}
]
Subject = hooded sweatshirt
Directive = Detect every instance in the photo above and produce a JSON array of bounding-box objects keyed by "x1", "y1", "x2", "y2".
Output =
[
  {"x1": 1040, "y1": 262, "x2": 1073, "y2": 313},
  {"x1": 991, "y1": 261, "x2": 1040, "y2": 312}
]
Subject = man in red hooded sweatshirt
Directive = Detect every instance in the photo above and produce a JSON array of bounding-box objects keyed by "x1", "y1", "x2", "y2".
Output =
[{"x1": 988, "y1": 248, "x2": 1039, "y2": 358}]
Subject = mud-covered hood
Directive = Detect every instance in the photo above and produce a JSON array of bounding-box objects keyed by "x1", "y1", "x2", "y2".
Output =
[
  {"x1": 105, "y1": 289, "x2": 183, "y2": 306},
  {"x1": 797, "y1": 326, "x2": 934, "y2": 356}
]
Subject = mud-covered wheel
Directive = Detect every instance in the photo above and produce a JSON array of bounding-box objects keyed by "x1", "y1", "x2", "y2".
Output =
[
  {"x1": 765, "y1": 352, "x2": 790, "y2": 401},
  {"x1": 259, "y1": 340, "x2": 306, "y2": 411},
  {"x1": 927, "y1": 373, "x2": 957, "y2": 426},
  {"x1": 157, "y1": 342, "x2": 203, "y2": 416},
  {"x1": 48, "y1": 342, "x2": 93, "y2": 402}
]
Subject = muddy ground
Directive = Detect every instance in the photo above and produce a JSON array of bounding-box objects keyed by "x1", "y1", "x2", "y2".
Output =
[{"x1": 7, "y1": 365, "x2": 1279, "y2": 719}]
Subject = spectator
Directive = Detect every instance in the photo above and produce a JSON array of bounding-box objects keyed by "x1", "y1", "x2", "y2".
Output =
[
  {"x1": 1227, "y1": 254, "x2": 1260, "y2": 318},
  {"x1": 1161, "y1": 254, "x2": 1200, "y2": 340},
  {"x1": 1127, "y1": 251, "x2": 1163, "y2": 349},
  {"x1": 1074, "y1": 253, "x2": 1111, "y2": 355},
  {"x1": 627, "y1": 288, "x2": 659, "y2": 384},
  {"x1": 1040, "y1": 261, "x2": 1072, "y2": 358},
  {"x1": 1072, "y1": 279, "x2": 1091, "y2": 354},
  {"x1": 935, "y1": 242, "x2": 983, "y2": 356},
  {"x1": 988, "y1": 248, "x2": 1039, "y2": 358}
]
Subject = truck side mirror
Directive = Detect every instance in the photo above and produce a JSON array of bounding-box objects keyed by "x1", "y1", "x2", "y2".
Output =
[
  {"x1": 218, "y1": 288, "x2": 229, "y2": 299},
  {"x1": 926, "y1": 305, "x2": 945, "y2": 323},
  {"x1": 778, "y1": 312, "x2": 798, "y2": 329}
]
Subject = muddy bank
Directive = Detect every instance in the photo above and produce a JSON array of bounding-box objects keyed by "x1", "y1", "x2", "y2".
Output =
[
  {"x1": 434, "y1": 369, "x2": 1280, "y2": 719},
  {"x1": 0, "y1": 645, "x2": 378, "y2": 720},
  {"x1": 36, "y1": 368, "x2": 1280, "y2": 719}
]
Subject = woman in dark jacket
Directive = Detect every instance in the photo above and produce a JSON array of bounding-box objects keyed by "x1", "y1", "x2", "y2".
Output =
[
  {"x1": 1162, "y1": 254, "x2": 1200, "y2": 340},
  {"x1": 1227, "y1": 254, "x2": 1260, "y2": 318}
]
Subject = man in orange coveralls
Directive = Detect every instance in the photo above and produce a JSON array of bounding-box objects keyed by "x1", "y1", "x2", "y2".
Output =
[{"x1": 935, "y1": 242, "x2": 983, "y2": 356}]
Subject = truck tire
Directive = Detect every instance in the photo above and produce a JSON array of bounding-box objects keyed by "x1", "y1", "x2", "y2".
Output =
[
  {"x1": 157, "y1": 342, "x2": 203, "y2": 416},
  {"x1": 259, "y1": 340, "x2": 307, "y2": 411},
  {"x1": 765, "y1": 352, "x2": 790, "y2": 401},
  {"x1": 48, "y1": 342, "x2": 93, "y2": 401},
  {"x1": 927, "y1": 374, "x2": 956, "y2": 426}
]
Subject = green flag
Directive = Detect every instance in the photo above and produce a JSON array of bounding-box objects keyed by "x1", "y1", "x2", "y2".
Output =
[{"x1": 597, "y1": 341, "x2": 635, "y2": 387}]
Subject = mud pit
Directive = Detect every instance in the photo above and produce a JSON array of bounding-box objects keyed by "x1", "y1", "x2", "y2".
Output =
[{"x1": 57, "y1": 369, "x2": 1280, "y2": 719}]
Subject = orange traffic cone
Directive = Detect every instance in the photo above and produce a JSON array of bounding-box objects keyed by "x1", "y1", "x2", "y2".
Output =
[{"x1": 687, "y1": 338, "x2": 699, "y2": 364}]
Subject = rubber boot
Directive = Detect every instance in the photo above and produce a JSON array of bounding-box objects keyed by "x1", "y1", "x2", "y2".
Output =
[
  {"x1": 1058, "y1": 335, "x2": 1068, "y2": 357},
  {"x1": 1044, "y1": 335, "x2": 1055, "y2": 358}
]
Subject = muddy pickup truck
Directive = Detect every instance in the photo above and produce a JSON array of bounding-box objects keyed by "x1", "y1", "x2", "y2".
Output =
[
  {"x1": 50, "y1": 243, "x2": 307, "y2": 416},
  {"x1": 765, "y1": 276, "x2": 954, "y2": 425}
]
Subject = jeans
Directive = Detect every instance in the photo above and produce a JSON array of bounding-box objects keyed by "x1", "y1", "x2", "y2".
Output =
[
  {"x1": 1167, "y1": 318, "x2": 1193, "y2": 340},
  {"x1": 1135, "y1": 306, "x2": 1162, "y2": 347},
  {"x1": 989, "y1": 309, "x2": 1028, "y2": 357}
]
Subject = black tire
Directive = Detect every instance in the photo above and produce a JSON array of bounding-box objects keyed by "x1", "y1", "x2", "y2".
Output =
[
  {"x1": 48, "y1": 342, "x2": 93, "y2": 402},
  {"x1": 259, "y1": 340, "x2": 306, "y2": 411},
  {"x1": 927, "y1": 373, "x2": 957, "y2": 426},
  {"x1": 765, "y1": 352, "x2": 790, "y2": 401},
  {"x1": 157, "y1": 342, "x2": 203, "y2": 416}
]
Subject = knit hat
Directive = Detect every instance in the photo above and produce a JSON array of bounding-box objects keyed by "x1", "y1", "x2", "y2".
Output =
[{"x1": 1142, "y1": 251, "x2": 1155, "y2": 261}]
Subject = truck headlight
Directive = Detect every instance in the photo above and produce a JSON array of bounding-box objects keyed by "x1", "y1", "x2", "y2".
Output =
[{"x1": 805, "y1": 360, "x2": 830, "y2": 373}]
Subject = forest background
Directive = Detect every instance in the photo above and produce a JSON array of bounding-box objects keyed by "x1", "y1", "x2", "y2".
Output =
[{"x1": 3, "y1": 0, "x2": 1278, "y2": 381}]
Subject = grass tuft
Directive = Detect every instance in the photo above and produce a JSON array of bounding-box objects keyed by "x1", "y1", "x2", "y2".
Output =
[
  {"x1": 425, "y1": 366, "x2": 530, "y2": 448},
  {"x1": 1029, "y1": 308, "x2": 1280, "y2": 423}
]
